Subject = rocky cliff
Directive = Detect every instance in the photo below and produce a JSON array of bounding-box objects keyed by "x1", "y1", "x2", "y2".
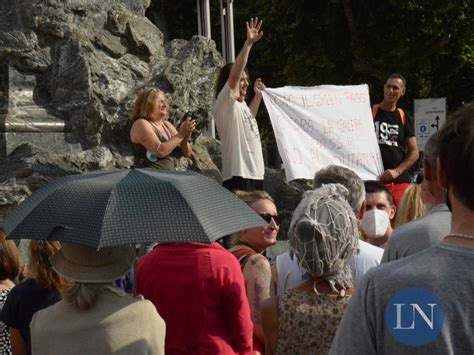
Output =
[{"x1": 0, "y1": 0, "x2": 309, "y2": 240}]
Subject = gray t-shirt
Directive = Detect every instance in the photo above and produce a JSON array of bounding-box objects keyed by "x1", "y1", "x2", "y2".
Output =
[
  {"x1": 330, "y1": 244, "x2": 474, "y2": 355},
  {"x1": 382, "y1": 204, "x2": 451, "y2": 263}
]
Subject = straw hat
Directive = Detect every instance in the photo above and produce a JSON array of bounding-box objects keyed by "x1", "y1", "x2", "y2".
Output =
[{"x1": 50, "y1": 243, "x2": 134, "y2": 283}]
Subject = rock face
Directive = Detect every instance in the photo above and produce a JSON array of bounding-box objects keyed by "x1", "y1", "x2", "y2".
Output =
[
  {"x1": 0, "y1": 0, "x2": 306, "y2": 241},
  {"x1": 0, "y1": 0, "x2": 223, "y2": 152}
]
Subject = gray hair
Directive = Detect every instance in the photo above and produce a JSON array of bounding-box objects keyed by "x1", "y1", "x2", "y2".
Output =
[
  {"x1": 313, "y1": 165, "x2": 365, "y2": 215},
  {"x1": 423, "y1": 132, "x2": 439, "y2": 174},
  {"x1": 62, "y1": 282, "x2": 111, "y2": 310},
  {"x1": 289, "y1": 184, "x2": 359, "y2": 290}
]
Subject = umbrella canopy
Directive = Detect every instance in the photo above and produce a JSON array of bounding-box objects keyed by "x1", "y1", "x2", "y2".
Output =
[{"x1": 1, "y1": 168, "x2": 268, "y2": 249}]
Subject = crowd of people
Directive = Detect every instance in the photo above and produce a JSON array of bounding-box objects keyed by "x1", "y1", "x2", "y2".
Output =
[{"x1": 0, "y1": 16, "x2": 472, "y2": 355}]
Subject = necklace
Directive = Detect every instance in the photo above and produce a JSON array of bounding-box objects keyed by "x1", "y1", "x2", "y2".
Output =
[
  {"x1": 312, "y1": 280, "x2": 346, "y2": 297},
  {"x1": 445, "y1": 233, "x2": 474, "y2": 241}
]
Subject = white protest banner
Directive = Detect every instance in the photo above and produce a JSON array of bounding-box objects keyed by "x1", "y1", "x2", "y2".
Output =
[{"x1": 262, "y1": 85, "x2": 384, "y2": 181}]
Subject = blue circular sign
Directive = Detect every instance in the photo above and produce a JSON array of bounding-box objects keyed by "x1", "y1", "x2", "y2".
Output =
[
  {"x1": 419, "y1": 125, "x2": 427, "y2": 133},
  {"x1": 385, "y1": 288, "x2": 444, "y2": 346}
]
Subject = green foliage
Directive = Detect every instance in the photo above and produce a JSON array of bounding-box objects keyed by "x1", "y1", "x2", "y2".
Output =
[{"x1": 147, "y1": 0, "x2": 473, "y2": 144}]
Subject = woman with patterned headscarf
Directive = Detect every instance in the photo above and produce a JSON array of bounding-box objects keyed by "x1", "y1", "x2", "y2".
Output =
[{"x1": 261, "y1": 184, "x2": 359, "y2": 354}]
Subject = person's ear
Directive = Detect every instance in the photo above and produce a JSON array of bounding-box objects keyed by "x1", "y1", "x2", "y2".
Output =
[
  {"x1": 357, "y1": 200, "x2": 366, "y2": 220},
  {"x1": 401, "y1": 86, "x2": 406, "y2": 96},
  {"x1": 437, "y1": 158, "x2": 448, "y2": 189},
  {"x1": 389, "y1": 204, "x2": 397, "y2": 220}
]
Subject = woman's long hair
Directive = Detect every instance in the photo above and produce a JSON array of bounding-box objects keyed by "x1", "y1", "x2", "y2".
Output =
[
  {"x1": 28, "y1": 241, "x2": 71, "y2": 292},
  {"x1": 395, "y1": 184, "x2": 426, "y2": 228},
  {"x1": 0, "y1": 231, "x2": 19, "y2": 282}
]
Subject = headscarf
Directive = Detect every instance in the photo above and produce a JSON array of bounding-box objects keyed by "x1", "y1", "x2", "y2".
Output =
[{"x1": 289, "y1": 183, "x2": 359, "y2": 291}]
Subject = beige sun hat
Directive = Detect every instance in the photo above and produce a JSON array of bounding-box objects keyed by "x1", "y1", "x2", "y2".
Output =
[{"x1": 50, "y1": 243, "x2": 134, "y2": 283}]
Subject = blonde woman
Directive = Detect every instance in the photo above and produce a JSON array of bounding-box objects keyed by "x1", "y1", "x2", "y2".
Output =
[
  {"x1": 0, "y1": 241, "x2": 70, "y2": 355},
  {"x1": 394, "y1": 183, "x2": 426, "y2": 228},
  {"x1": 229, "y1": 190, "x2": 280, "y2": 354},
  {"x1": 130, "y1": 88, "x2": 196, "y2": 170}
]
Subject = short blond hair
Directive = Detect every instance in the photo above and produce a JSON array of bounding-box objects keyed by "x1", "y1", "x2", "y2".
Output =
[
  {"x1": 232, "y1": 190, "x2": 275, "y2": 244},
  {"x1": 234, "y1": 190, "x2": 274, "y2": 206}
]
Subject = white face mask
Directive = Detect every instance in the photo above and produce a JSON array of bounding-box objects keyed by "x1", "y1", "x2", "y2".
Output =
[{"x1": 361, "y1": 209, "x2": 390, "y2": 238}]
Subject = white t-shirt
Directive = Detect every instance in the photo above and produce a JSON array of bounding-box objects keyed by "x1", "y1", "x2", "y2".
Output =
[
  {"x1": 275, "y1": 251, "x2": 305, "y2": 295},
  {"x1": 213, "y1": 83, "x2": 264, "y2": 181},
  {"x1": 350, "y1": 240, "x2": 384, "y2": 287},
  {"x1": 275, "y1": 240, "x2": 383, "y2": 294}
]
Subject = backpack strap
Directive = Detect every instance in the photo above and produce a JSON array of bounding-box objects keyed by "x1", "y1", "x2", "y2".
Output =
[
  {"x1": 371, "y1": 104, "x2": 380, "y2": 119},
  {"x1": 372, "y1": 104, "x2": 406, "y2": 127},
  {"x1": 229, "y1": 245, "x2": 258, "y2": 270},
  {"x1": 397, "y1": 108, "x2": 406, "y2": 127}
]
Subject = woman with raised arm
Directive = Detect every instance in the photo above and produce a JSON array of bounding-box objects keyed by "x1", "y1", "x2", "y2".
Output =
[{"x1": 213, "y1": 17, "x2": 267, "y2": 192}]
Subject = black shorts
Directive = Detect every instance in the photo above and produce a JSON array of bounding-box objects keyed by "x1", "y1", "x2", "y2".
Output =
[{"x1": 222, "y1": 176, "x2": 264, "y2": 192}]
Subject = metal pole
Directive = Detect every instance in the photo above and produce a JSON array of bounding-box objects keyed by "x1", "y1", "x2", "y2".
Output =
[
  {"x1": 197, "y1": 0, "x2": 211, "y2": 38},
  {"x1": 220, "y1": 0, "x2": 235, "y2": 63},
  {"x1": 226, "y1": 0, "x2": 235, "y2": 62}
]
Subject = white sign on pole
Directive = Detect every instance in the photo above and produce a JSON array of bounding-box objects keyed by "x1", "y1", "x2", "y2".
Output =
[
  {"x1": 414, "y1": 98, "x2": 446, "y2": 151},
  {"x1": 262, "y1": 85, "x2": 384, "y2": 182}
]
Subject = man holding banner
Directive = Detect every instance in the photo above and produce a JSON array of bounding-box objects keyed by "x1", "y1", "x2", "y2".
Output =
[
  {"x1": 213, "y1": 17, "x2": 266, "y2": 192},
  {"x1": 372, "y1": 74, "x2": 419, "y2": 207}
]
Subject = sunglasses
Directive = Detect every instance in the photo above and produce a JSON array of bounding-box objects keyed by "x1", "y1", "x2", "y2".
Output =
[{"x1": 259, "y1": 213, "x2": 282, "y2": 226}]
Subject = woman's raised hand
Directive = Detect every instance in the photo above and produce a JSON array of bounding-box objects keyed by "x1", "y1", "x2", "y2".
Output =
[{"x1": 246, "y1": 17, "x2": 263, "y2": 45}]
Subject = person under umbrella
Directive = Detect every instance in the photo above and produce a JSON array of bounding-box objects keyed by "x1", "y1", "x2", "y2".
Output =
[
  {"x1": 261, "y1": 184, "x2": 359, "y2": 354},
  {"x1": 136, "y1": 239, "x2": 253, "y2": 354},
  {"x1": 0, "y1": 240, "x2": 69, "y2": 355},
  {"x1": 30, "y1": 243, "x2": 165, "y2": 355}
]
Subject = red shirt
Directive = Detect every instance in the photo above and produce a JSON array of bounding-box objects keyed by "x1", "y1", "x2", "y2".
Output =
[{"x1": 136, "y1": 243, "x2": 253, "y2": 354}]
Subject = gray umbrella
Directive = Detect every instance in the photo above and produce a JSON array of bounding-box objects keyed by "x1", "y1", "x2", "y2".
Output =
[{"x1": 1, "y1": 168, "x2": 268, "y2": 249}]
